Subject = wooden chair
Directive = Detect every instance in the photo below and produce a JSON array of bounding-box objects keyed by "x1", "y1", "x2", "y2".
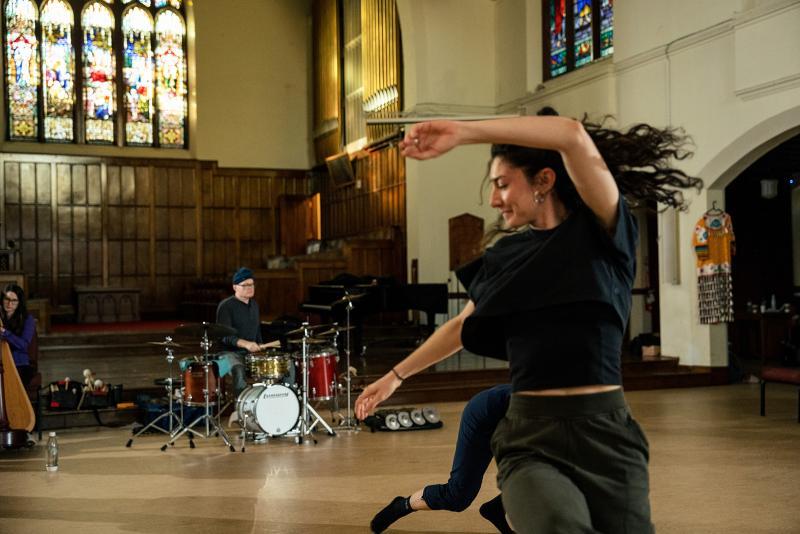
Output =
[{"x1": 759, "y1": 366, "x2": 800, "y2": 423}]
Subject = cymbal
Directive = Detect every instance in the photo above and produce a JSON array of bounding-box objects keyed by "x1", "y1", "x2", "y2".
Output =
[
  {"x1": 148, "y1": 340, "x2": 184, "y2": 348},
  {"x1": 329, "y1": 293, "x2": 368, "y2": 306},
  {"x1": 315, "y1": 326, "x2": 356, "y2": 337},
  {"x1": 286, "y1": 337, "x2": 328, "y2": 345},
  {"x1": 174, "y1": 322, "x2": 236, "y2": 339},
  {"x1": 285, "y1": 323, "x2": 333, "y2": 336}
]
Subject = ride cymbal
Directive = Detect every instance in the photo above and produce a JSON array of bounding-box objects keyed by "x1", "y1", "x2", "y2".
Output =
[
  {"x1": 148, "y1": 340, "x2": 184, "y2": 348},
  {"x1": 174, "y1": 321, "x2": 236, "y2": 339},
  {"x1": 285, "y1": 323, "x2": 333, "y2": 336},
  {"x1": 315, "y1": 325, "x2": 356, "y2": 337},
  {"x1": 286, "y1": 337, "x2": 328, "y2": 345}
]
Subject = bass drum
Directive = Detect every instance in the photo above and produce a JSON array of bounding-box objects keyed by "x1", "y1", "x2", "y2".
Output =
[{"x1": 236, "y1": 384, "x2": 300, "y2": 436}]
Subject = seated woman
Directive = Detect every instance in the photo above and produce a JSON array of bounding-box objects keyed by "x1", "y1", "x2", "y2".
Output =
[{"x1": 0, "y1": 284, "x2": 37, "y2": 387}]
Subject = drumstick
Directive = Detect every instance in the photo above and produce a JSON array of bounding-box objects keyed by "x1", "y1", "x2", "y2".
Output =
[{"x1": 258, "y1": 340, "x2": 281, "y2": 350}]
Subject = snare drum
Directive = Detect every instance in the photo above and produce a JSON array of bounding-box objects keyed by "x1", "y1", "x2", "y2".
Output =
[
  {"x1": 247, "y1": 349, "x2": 292, "y2": 382},
  {"x1": 183, "y1": 361, "x2": 223, "y2": 406},
  {"x1": 236, "y1": 383, "x2": 300, "y2": 436},
  {"x1": 296, "y1": 346, "x2": 339, "y2": 401}
]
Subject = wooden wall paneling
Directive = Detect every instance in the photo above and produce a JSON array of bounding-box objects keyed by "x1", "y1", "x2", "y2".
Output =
[
  {"x1": 72, "y1": 164, "x2": 87, "y2": 206},
  {"x1": 98, "y1": 163, "x2": 109, "y2": 287},
  {"x1": 194, "y1": 166, "x2": 205, "y2": 278},
  {"x1": 3, "y1": 161, "x2": 20, "y2": 205},
  {"x1": 108, "y1": 240, "x2": 121, "y2": 284},
  {"x1": 120, "y1": 165, "x2": 135, "y2": 205},
  {"x1": 4, "y1": 163, "x2": 21, "y2": 248},
  {"x1": 48, "y1": 164, "x2": 57, "y2": 306},
  {"x1": 254, "y1": 269, "x2": 299, "y2": 319},
  {"x1": 20, "y1": 164, "x2": 35, "y2": 204},
  {"x1": 88, "y1": 240, "x2": 102, "y2": 286}
]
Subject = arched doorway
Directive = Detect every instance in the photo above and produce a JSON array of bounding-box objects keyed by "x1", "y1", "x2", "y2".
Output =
[{"x1": 725, "y1": 132, "x2": 800, "y2": 373}]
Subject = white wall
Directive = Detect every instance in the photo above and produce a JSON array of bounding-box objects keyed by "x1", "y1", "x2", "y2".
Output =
[
  {"x1": 193, "y1": 0, "x2": 312, "y2": 169},
  {"x1": 398, "y1": 0, "x2": 800, "y2": 363},
  {"x1": 398, "y1": 0, "x2": 496, "y2": 113}
]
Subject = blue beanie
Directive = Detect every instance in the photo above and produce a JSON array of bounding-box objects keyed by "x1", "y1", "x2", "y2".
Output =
[{"x1": 232, "y1": 267, "x2": 253, "y2": 285}]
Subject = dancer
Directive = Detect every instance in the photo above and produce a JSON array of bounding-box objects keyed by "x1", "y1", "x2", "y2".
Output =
[
  {"x1": 370, "y1": 385, "x2": 513, "y2": 534},
  {"x1": 356, "y1": 110, "x2": 700, "y2": 533}
]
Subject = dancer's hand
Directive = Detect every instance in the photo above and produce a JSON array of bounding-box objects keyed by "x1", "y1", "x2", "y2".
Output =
[
  {"x1": 399, "y1": 121, "x2": 463, "y2": 160},
  {"x1": 355, "y1": 373, "x2": 402, "y2": 420}
]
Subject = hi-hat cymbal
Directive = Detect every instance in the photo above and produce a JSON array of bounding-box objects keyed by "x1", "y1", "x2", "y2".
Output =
[
  {"x1": 315, "y1": 326, "x2": 356, "y2": 337},
  {"x1": 174, "y1": 322, "x2": 236, "y2": 339},
  {"x1": 148, "y1": 340, "x2": 184, "y2": 348},
  {"x1": 286, "y1": 337, "x2": 328, "y2": 345},
  {"x1": 285, "y1": 324, "x2": 333, "y2": 336}
]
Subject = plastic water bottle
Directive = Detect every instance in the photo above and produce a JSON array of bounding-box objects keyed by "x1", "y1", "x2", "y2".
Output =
[{"x1": 45, "y1": 432, "x2": 59, "y2": 472}]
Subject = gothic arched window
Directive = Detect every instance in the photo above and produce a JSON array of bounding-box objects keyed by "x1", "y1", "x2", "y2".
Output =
[
  {"x1": 41, "y1": 0, "x2": 74, "y2": 140},
  {"x1": 2, "y1": 0, "x2": 189, "y2": 147},
  {"x1": 121, "y1": 3, "x2": 153, "y2": 144},
  {"x1": 154, "y1": 7, "x2": 184, "y2": 147},
  {"x1": 81, "y1": 0, "x2": 115, "y2": 142},
  {"x1": 4, "y1": 0, "x2": 39, "y2": 140}
]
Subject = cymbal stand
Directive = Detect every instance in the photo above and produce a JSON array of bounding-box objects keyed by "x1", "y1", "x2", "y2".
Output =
[
  {"x1": 126, "y1": 337, "x2": 184, "y2": 447},
  {"x1": 338, "y1": 293, "x2": 359, "y2": 431},
  {"x1": 296, "y1": 322, "x2": 336, "y2": 445},
  {"x1": 162, "y1": 329, "x2": 235, "y2": 452}
]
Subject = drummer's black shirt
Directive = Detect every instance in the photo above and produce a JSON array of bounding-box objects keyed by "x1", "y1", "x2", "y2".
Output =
[
  {"x1": 456, "y1": 199, "x2": 637, "y2": 392},
  {"x1": 216, "y1": 295, "x2": 262, "y2": 353}
]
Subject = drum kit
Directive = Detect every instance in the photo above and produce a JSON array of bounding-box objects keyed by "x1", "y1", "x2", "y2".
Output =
[{"x1": 128, "y1": 315, "x2": 361, "y2": 451}]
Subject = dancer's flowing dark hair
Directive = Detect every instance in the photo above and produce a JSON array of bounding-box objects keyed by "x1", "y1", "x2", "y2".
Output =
[{"x1": 483, "y1": 106, "x2": 702, "y2": 242}]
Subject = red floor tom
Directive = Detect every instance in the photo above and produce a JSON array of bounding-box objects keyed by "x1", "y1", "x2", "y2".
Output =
[{"x1": 297, "y1": 346, "x2": 339, "y2": 401}]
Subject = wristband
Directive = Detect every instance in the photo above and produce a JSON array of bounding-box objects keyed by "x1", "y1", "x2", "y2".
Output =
[{"x1": 390, "y1": 367, "x2": 404, "y2": 381}]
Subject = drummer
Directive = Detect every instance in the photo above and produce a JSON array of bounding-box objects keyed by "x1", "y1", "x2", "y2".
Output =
[{"x1": 216, "y1": 267, "x2": 272, "y2": 398}]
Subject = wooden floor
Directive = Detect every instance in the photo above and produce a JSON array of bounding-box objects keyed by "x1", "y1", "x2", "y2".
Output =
[{"x1": 1, "y1": 383, "x2": 799, "y2": 533}]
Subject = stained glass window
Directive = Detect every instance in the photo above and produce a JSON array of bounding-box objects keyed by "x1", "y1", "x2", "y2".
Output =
[
  {"x1": 5, "y1": 0, "x2": 39, "y2": 140},
  {"x1": 122, "y1": 5, "x2": 154, "y2": 145},
  {"x1": 155, "y1": 8, "x2": 186, "y2": 147},
  {"x1": 549, "y1": 0, "x2": 566, "y2": 78},
  {"x1": 3, "y1": 0, "x2": 189, "y2": 147},
  {"x1": 82, "y1": 1, "x2": 116, "y2": 143},
  {"x1": 574, "y1": 0, "x2": 592, "y2": 67},
  {"x1": 599, "y1": 0, "x2": 613, "y2": 57},
  {"x1": 544, "y1": 0, "x2": 613, "y2": 80},
  {"x1": 41, "y1": 0, "x2": 75, "y2": 141}
]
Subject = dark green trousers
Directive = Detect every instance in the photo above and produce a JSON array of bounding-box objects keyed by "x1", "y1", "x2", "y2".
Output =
[{"x1": 491, "y1": 389, "x2": 654, "y2": 534}]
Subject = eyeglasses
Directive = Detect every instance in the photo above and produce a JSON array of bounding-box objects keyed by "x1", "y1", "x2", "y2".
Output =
[
  {"x1": 237, "y1": 283, "x2": 255, "y2": 288},
  {"x1": 3, "y1": 298, "x2": 19, "y2": 304}
]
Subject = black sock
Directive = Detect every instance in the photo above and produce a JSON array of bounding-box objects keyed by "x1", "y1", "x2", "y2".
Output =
[
  {"x1": 370, "y1": 496, "x2": 414, "y2": 533},
  {"x1": 479, "y1": 495, "x2": 514, "y2": 534}
]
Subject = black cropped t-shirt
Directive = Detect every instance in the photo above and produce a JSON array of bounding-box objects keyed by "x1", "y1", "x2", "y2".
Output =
[{"x1": 456, "y1": 199, "x2": 637, "y2": 392}]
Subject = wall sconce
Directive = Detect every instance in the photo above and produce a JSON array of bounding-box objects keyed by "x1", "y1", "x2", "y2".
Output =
[{"x1": 760, "y1": 178, "x2": 779, "y2": 199}]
